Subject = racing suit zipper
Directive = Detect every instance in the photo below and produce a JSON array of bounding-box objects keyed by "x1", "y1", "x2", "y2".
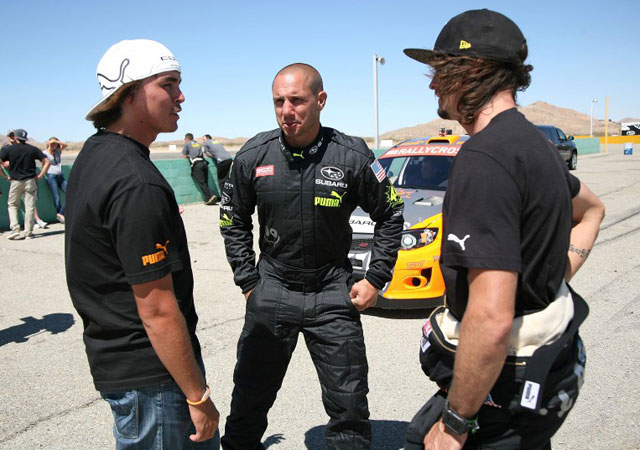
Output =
[{"x1": 299, "y1": 163, "x2": 305, "y2": 266}]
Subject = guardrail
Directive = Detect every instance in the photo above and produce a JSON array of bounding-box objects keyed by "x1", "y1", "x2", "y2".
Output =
[{"x1": 0, "y1": 157, "x2": 222, "y2": 229}]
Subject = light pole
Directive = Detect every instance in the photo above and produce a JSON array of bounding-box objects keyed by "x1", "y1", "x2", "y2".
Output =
[
  {"x1": 373, "y1": 54, "x2": 385, "y2": 149},
  {"x1": 590, "y1": 99, "x2": 598, "y2": 137}
]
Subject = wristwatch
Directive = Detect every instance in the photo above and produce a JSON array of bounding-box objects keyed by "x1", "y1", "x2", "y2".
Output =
[{"x1": 441, "y1": 399, "x2": 479, "y2": 435}]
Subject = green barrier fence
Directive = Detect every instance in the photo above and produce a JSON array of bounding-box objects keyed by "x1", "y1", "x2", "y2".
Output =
[
  {"x1": 574, "y1": 138, "x2": 600, "y2": 155},
  {"x1": 0, "y1": 157, "x2": 222, "y2": 230}
]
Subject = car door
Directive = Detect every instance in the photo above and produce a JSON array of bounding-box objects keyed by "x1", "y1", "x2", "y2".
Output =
[{"x1": 555, "y1": 128, "x2": 572, "y2": 162}]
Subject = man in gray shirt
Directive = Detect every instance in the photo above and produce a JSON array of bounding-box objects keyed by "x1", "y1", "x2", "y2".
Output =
[
  {"x1": 202, "y1": 135, "x2": 232, "y2": 188},
  {"x1": 182, "y1": 133, "x2": 217, "y2": 205}
]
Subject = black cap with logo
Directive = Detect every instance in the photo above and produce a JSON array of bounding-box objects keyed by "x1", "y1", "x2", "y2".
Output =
[
  {"x1": 13, "y1": 129, "x2": 28, "y2": 141},
  {"x1": 404, "y1": 9, "x2": 526, "y2": 64}
]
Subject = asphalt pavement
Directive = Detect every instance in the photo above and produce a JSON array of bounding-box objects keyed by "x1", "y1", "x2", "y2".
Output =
[{"x1": 0, "y1": 146, "x2": 638, "y2": 449}]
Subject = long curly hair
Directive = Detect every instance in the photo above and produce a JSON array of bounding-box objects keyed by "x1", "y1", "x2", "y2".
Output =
[{"x1": 427, "y1": 43, "x2": 533, "y2": 125}]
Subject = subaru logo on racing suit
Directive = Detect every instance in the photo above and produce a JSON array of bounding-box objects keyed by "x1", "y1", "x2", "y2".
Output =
[{"x1": 321, "y1": 166, "x2": 344, "y2": 181}]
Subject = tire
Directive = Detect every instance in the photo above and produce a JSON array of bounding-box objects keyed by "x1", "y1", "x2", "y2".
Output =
[{"x1": 568, "y1": 151, "x2": 577, "y2": 170}]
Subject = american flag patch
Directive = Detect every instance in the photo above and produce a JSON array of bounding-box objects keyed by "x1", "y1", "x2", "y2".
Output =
[{"x1": 370, "y1": 160, "x2": 386, "y2": 182}]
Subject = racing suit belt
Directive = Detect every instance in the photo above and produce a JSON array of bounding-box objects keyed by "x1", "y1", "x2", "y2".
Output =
[
  {"x1": 438, "y1": 281, "x2": 574, "y2": 357},
  {"x1": 259, "y1": 253, "x2": 349, "y2": 293}
]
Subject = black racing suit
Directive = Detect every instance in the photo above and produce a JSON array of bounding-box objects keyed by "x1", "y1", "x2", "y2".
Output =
[{"x1": 220, "y1": 126, "x2": 404, "y2": 450}]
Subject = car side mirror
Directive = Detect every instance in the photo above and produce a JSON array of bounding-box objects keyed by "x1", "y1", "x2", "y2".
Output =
[{"x1": 569, "y1": 136, "x2": 574, "y2": 141}]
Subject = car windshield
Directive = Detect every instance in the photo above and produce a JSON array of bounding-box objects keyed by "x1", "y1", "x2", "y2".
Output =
[{"x1": 379, "y1": 155, "x2": 454, "y2": 191}]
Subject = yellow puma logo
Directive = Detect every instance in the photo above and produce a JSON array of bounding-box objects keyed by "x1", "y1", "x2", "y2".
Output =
[
  {"x1": 220, "y1": 213, "x2": 233, "y2": 227},
  {"x1": 330, "y1": 191, "x2": 345, "y2": 203},
  {"x1": 293, "y1": 151, "x2": 304, "y2": 159},
  {"x1": 459, "y1": 40, "x2": 471, "y2": 50}
]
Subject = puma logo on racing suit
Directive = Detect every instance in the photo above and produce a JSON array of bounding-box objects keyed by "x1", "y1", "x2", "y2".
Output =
[{"x1": 314, "y1": 190, "x2": 346, "y2": 208}]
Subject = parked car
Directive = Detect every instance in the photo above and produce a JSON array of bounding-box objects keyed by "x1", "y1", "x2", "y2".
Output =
[
  {"x1": 537, "y1": 125, "x2": 578, "y2": 170},
  {"x1": 348, "y1": 135, "x2": 467, "y2": 308}
]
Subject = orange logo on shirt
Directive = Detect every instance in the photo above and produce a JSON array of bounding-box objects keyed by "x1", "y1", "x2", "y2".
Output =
[{"x1": 142, "y1": 240, "x2": 170, "y2": 266}]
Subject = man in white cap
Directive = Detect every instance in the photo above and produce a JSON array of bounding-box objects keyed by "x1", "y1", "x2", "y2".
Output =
[
  {"x1": 0, "y1": 128, "x2": 50, "y2": 240},
  {"x1": 64, "y1": 39, "x2": 220, "y2": 449}
]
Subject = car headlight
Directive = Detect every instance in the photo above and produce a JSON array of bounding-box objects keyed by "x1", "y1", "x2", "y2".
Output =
[{"x1": 400, "y1": 228, "x2": 438, "y2": 250}]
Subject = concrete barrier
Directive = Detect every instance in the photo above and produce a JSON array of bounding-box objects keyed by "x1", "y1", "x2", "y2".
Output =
[{"x1": 0, "y1": 157, "x2": 222, "y2": 230}]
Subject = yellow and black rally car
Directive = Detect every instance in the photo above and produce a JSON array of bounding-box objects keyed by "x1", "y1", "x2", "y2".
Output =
[{"x1": 349, "y1": 135, "x2": 467, "y2": 308}]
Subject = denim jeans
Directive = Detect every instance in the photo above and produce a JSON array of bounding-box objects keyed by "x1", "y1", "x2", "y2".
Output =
[
  {"x1": 45, "y1": 173, "x2": 66, "y2": 214},
  {"x1": 101, "y1": 382, "x2": 220, "y2": 450}
]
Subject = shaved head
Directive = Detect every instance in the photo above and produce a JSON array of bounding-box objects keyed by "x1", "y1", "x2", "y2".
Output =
[{"x1": 273, "y1": 63, "x2": 323, "y2": 95}]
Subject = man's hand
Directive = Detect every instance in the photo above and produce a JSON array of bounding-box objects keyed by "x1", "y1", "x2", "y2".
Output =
[
  {"x1": 423, "y1": 419, "x2": 467, "y2": 450},
  {"x1": 349, "y1": 278, "x2": 378, "y2": 311},
  {"x1": 188, "y1": 398, "x2": 220, "y2": 442},
  {"x1": 244, "y1": 288, "x2": 254, "y2": 301}
]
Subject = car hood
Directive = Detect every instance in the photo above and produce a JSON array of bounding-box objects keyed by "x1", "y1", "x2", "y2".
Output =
[{"x1": 350, "y1": 188, "x2": 445, "y2": 233}]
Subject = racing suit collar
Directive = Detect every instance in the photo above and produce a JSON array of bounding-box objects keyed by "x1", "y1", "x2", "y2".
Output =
[{"x1": 278, "y1": 126, "x2": 326, "y2": 162}]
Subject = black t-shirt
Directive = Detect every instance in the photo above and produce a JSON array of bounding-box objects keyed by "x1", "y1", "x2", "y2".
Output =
[
  {"x1": 0, "y1": 142, "x2": 47, "y2": 180},
  {"x1": 65, "y1": 130, "x2": 201, "y2": 392},
  {"x1": 441, "y1": 109, "x2": 581, "y2": 319}
]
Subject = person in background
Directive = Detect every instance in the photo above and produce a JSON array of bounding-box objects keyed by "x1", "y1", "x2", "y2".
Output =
[
  {"x1": 44, "y1": 137, "x2": 68, "y2": 223},
  {"x1": 2, "y1": 130, "x2": 49, "y2": 230},
  {"x1": 183, "y1": 133, "x2": 218, "y2": 205},
  {"x1": 0, "y1": 128, "x2": 50, "y2": 239},
  {"x1": 201, "y1": 134, "x2": 232, "y2": 189}
]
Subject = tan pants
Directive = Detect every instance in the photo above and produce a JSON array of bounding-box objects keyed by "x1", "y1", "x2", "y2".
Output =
[{"x1": 8, "y1": 178, "x2": 37, "y2": 232}]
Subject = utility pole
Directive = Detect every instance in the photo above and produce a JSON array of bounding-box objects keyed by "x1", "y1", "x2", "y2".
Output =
[{"x1": 373, "y1": 54, "x2": 385, "y2": 149}]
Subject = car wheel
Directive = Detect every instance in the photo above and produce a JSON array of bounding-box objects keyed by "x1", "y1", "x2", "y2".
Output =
[{"x1": 568, "y1": 151, "x2": 577, "y2": 170}]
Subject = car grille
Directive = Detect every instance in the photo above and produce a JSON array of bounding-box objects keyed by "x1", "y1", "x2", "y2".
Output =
[{"x1": 351, "y1": 238, "x2": 373, "y2": 252}]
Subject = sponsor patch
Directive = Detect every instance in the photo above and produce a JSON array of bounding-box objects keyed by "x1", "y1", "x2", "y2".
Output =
[
  {"x1": 142, "y1": 240, "x2": 170, "y2": 266},
  {"x1": 221, "y1": 192, "x2": 231, "y2": 205},
  {"x1": 520, "y1": 381, "x2": 541, "y2": 410},
  {"x1": 420, "y1": 320, "x2": 433, "y2": 353},
  {"x1": 370, "y1": 160, "x2": 386, "y2": 182},
  {"x1": 321, "y1": 166, "x2": 344, "y2": 181},
  {"x1": 255, "y1": 165, "x2": 275, "y2": 177},
  {"x1": 220, "y1": 213, "x2": 233, "y2": 227},
  {"x1": 315, "y1": 178, "x2": 348, "y2": 188},
  {"x1": 314, "y1": 190, "x2": 345, "y2": 208},
  {"x1": 385, "y1": 185, "x2": 403, "y2": 208}
]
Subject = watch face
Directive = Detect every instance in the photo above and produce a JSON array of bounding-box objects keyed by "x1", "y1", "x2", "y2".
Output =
[{"x1": 442, "y1": 407, "x2": 468, "y2": 435}]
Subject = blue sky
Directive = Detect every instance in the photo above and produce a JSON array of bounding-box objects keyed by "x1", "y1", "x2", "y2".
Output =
[{"x1": 1, "y1": 0, "x2": 637, "y2": 143}]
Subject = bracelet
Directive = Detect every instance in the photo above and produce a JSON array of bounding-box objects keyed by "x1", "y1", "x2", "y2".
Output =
[{"x1": 186, "y1": 385, "x2": 210, "y2": 406}]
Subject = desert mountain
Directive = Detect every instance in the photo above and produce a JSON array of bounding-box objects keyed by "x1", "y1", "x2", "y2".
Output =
[
  {"x1": 380, "y1": 101, "x2": 623, "y2": 142},
  {"x1": 2, "y1": 101, "x2": 632, "y2": 151}
]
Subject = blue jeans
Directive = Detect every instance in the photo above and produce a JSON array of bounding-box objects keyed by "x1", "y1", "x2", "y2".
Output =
[
  {"x1": 45, "y1": 173, "x2": 66, "y2": 214},
  {"x1": 101, "y1": 382, "x2": 220, "y2": 450}
]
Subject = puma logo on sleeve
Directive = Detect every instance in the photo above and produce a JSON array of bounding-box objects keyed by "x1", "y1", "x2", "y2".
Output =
[{"x1": 447, "y1": 233, "x2": 470, "y2": 251}]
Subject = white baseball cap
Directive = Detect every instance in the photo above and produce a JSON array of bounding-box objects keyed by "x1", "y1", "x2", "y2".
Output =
[{"x1": 86, "y1": 39, "x2": 181, "y2": 120}]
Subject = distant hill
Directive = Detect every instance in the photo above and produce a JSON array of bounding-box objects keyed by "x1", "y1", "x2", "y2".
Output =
[
  {"x1": 1, "y1": 101, "x2": 633, "y2": 151},
  {"x1": 381, "y1": 101, "x2": 624, "y2": 142}
]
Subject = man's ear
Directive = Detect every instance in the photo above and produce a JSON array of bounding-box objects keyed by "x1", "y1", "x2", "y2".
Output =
[{"x1": 317, "y1": 90, "x2": 327, "y2": 112}]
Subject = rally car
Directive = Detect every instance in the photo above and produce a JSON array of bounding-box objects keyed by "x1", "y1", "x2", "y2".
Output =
[{"x1": 349, "y1": 135, "x2": 467, "y2": 308}]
